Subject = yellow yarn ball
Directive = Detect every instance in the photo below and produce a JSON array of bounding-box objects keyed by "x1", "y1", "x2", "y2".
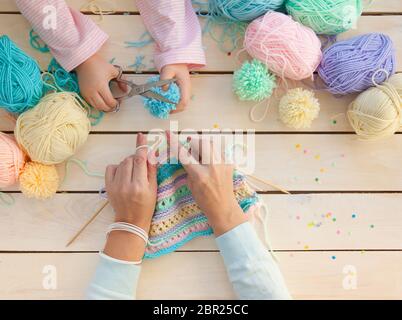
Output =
[
  {"x1": 279, "y1": 88, "x2": 320, "y2": 129},
  {"x1": 15, "y1": 92, "x2": 91, "y2": 165},
  {"x1": 348, "y1": 74, "x2": 402, "y2": 140},
  {"x1": 19, "y1": 162, "x2": 59, "y2": 199}
]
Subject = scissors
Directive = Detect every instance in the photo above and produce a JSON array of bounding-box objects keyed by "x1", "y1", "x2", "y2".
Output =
[{"x1": 110, "y1": 65, "x2": 178, "y2": 112}]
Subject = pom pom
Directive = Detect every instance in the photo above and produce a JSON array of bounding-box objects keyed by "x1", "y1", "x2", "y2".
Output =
[
  {"x1": 0, "y1": 35, "x2": 43, "y2": 113},
  {"x1": 318, "y1": 33, "x2": 396, "y2": 95},
  {"x1": 279, "y1": 88, "x2": 320, "y2": 129},
  {"x1": 244, "y1": 12, "x2": 322, "y2": 81},
  {"x1": 347, "y1": 73, "x2": 402, "y2": 140},
  {"x1": 286, "y1": 0, "x2": 363, "y2": 35},
  {"x1": 209, "y1": 0, "x2": 286, "y2": 22},
  {"x1": 0, "y1": 132, "x2": 26, "y2": 187},
  {"x1": 19, "y1": 162, "x2": 59, "y2": 199},
  {"x1": 233, "y1": 59, "x2": 276, "y2": 101},
  {"x1": 15, "y1": 92, "x2": 91, "y2": 165},
  {"x1": 142, "y1": 76, "x2": 180, "y2": 119}
]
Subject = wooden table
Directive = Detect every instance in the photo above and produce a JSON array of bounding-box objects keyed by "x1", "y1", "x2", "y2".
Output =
[{"x1": 0, "y1": 0, "x2": 401, "y2": 299}]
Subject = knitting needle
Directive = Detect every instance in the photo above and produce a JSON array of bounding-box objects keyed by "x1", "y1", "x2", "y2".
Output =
[
  {"x1": 66, "y1": 200, "x2": 109, "y2": 247},
  {"x1": 244, "y1": 173, "x2": 290, "y2": 195}
]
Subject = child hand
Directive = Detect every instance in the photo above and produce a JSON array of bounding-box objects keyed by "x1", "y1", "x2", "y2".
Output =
[
  {"x1": 75, "y1": 53, "x2": 120, "y2": 112},
  {"x1": 160, "y1": 64, "x2": 191, "y2": 113}
]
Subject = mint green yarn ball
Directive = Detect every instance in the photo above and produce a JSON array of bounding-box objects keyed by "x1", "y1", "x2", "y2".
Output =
[
  {"x1": 286, "y1": 0, "x2": 363, "y2": 35},
  {"x1": 233, "y1": 59, "x2": 276, "y2": 102}
]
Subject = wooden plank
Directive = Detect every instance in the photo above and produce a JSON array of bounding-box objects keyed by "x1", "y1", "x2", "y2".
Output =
[
  {"x1": 0, "y1": 0, "x2": 400, "y2": 13},
  {"x1": 0, "y1": 15, "x2": 401, "y2": 72},
  {"x1": 0, "y1": 251, "x2": 401, "y2": 299},
  {"x1": 0, "y1": 74, "x2": 359, "y2": 133},
  {"x1": 0, "y1": 193, "x2": 401, "y2": 251},
  {"x1": 0, "y1": 0, "x2": 137, "y2": 12},
  {"x1": 3, "y1": 133, "x2": 401, "y2": 192}
]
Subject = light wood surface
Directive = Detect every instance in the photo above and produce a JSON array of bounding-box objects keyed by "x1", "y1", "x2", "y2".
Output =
[
  {"x1": 1, "y1": 251, "x2": 401, "y2": 300},
  {"x1": 0, "y1": 1, "x2": 401, "y2": 300},
  {"x1": 0, "y1": 0, "x2": 400, "y2": 13},
  {"x1": 0, "y1": 75, "x2": 370, "y2": 133},
  {"x1": 0, "y1": 15, "x2": 401, "y2": 73},
  {"x1": 0, "y1": 193, "x2": 401, "y2": 251}
]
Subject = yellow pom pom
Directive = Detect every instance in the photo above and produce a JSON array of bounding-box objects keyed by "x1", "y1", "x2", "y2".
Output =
[
  {"x1": 279, "y1": 88, "x2": 320, "y2": 129},
  {"x1": 19, "y1": 162, "x2": 59, "y2": 199}
]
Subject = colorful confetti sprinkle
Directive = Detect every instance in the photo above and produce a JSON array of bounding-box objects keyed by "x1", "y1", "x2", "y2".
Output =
[
  {"x1": 320, "y1": 168, "x2": 326, "y2": 173},
  {"x1": 336, "y1": 230, "x2": 341, "y2": 235},
  {"x1": 295, "y1": 144, "x2": 301, "y2": 149},
  {"x1": 314, "y1": 154, "x2": 321, "y2": 160},
  {"x1": 370, "y1": 224, "x2": 375, "y2": 229},
  {"x1": 331, "y1": 255, "x2": 336, "y2": 260},
  {"x1": 352, "y1": 213, "x2": 357, "y2": 219},
  {"x1": 304, "y1": 245, "x2": 309, "y2": 250}
]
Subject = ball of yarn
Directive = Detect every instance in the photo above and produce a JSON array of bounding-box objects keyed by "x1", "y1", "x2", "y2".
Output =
[
  {"x1": 0, "y1": 132, "x2": 26, "y2": 187},
  {"x1": 244, "y1": 12, "x2": 322, "y2": 81},
  {"x1": 142, "y1": 76, "x2": 180, "y2": 119},
  {"x1": 19, "y1": 162, "x2": 59, "y2": 199},
  {"x1": 318, "y1": 33, "x2": 396, "y2": 96},
  {"x1": 15, "y1": 92, "x2": 91, "y2": 165},
  {"x1": 286, "y1": 0, "x2": 363, "y2": 35},
  {"x1": 0, "y1": 35, "x2": 43, "y2": 113},
  {"x1": 233, "y1": 59, "x2": 276, "y2": 101},
  {"x1": 209, "y1": 0, "x2": 285, "y2": 22},
  {"x1": 347, "y1": 73, "x2": 402, "y2": 140},
  {"x1": 279, "y1": 88, "x2": 320, "y2": 129}
]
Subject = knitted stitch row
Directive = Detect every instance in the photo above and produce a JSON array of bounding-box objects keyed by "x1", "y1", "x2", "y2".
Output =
[{"x1": 144, "y1": 163, "x2": 260, "y2": 258}]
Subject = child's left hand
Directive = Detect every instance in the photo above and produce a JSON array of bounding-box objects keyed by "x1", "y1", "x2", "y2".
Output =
[{"x1": 160, "y1": 64, "x2": 191, "y2": 113}]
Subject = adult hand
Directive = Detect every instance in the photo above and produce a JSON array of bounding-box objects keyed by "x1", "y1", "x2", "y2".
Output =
[
  {"x1": 168, "y1": 133, "x2": 247, "y2": 236},
  {"x1": 75, "y1": 53, "x2": 120, "y2": 112},
  {"x1": 103, "y1": 133, "x2": 157, "y2": 261},
  {"x1": 160, "y1": 64, "x2": 191, "y2": 114}
]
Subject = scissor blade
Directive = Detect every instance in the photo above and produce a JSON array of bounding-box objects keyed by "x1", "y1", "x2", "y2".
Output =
[
  {"x1": 142, "y1": 90, "x2": 177, "y2": 105},
  {"x1": 141, "y1": 78, "x2": 177, "y2": 92}
]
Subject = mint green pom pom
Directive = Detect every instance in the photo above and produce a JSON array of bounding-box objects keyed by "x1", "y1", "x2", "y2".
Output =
[{"x1": 233, "y1": 59, "x2": 276, "y2": 102}]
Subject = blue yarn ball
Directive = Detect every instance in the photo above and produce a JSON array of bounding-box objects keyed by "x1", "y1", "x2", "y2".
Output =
[
  {"x1": 209, "y1": 0, "x2": 286, "y2": 22},
  {"x1": 0, "y1": 35, "x2": 43, "y2": 113},
  {"x1": 142, "y1": 75, "x2": 180, "y2": 119}
]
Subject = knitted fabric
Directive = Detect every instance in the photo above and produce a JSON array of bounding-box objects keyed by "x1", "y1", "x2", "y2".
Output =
[{"x1": 144, "y1": 163, "x2": 260, "y2": 259}]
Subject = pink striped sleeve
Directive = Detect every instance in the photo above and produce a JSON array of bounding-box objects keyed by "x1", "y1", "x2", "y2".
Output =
[
  {"x1": 136, "y1": 0, "x2": 206, "y2": 71},
  {"x1": 15, "y1": 0, "x2": 108, "y2": 72}
]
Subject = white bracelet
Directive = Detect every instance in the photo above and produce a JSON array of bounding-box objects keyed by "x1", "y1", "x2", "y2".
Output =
[{"x1": 106, "y1": 222, "x2": 149, "y2": 245}]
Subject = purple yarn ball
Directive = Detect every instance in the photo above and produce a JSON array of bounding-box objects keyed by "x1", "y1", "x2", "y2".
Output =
[{"x1": 318, "y1": 33, "x2": 396, "y2": 95}]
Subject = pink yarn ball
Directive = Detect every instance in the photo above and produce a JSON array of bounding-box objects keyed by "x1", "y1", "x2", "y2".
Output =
[
  {"x1": 244, "y1": 11, "x2": 322, "y2": 81},
  {"x1": 0, "y1": 132, "x2": 26, "y2": 187}
]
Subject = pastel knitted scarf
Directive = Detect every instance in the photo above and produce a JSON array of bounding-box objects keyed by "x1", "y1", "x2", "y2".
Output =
[{"x1": 144, "y1": 163, "x2": 260, "y2": 259}]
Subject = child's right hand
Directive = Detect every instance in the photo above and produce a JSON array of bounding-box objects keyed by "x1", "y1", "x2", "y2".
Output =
[{"x1": 75, "y1": 53, "x2": 120, "y2": 112}]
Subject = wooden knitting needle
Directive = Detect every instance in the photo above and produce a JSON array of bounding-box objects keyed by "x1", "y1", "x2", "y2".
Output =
[
  {"x1": 66, "y1": 200, "x2": 109, "y2": 247},
  {"x1": 244, "y1": 173, "x2": 290, "y2": 195}
]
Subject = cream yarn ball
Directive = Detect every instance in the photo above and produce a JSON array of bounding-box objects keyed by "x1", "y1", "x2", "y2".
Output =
[
  {"x1": 348, "y1": 73, "x2": 402, "y2": 140},
  {"x1": 279, "y1": 88, "x2": 320, "y2": 129},
  {"x1": 15, "y1": 92, "x2": 91, "y2": 165}
]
